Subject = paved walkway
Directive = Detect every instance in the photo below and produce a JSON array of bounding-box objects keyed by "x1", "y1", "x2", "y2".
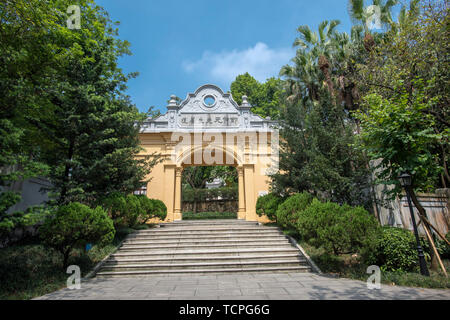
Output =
[{"x1": 34, "y1": 273, "x2": 450, "y2": 300}]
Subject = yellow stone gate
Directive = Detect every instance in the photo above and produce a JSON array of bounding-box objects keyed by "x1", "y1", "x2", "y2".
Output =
[{"x1": 138, "y1": 84, "x2": 278, "y2": 222}]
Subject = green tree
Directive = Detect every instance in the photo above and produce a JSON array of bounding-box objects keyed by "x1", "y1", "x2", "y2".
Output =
[
  {"x1": 230, "y1": 73, "x2": 283, "y2": 119},
  {"x1": 40, "y1": 202, "x2": 115, "y2": 269},
  {"x1": 272, "y1": 89, "x2": 372, "y2": 208},
  {"x1": 0, "y1": 0, "x2": 160, "y2": 206}
]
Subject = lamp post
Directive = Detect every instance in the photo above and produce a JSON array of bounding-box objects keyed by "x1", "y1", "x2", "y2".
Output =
[{"x1": 398, "y1": 172, "x2": 430, "y2": 276}]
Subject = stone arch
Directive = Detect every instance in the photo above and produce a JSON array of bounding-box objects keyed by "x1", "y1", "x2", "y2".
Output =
[{"x1": 176, "y1": 144, "x2": 243, "y2": 167}]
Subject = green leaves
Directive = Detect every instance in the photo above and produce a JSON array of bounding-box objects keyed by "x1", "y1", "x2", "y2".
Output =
[
  {"x1": 39, "y1": 202, "x2": 115, "y2": 268},
  {"x1": 355, "y1": 82, "x2": 443, "y2": 197}
]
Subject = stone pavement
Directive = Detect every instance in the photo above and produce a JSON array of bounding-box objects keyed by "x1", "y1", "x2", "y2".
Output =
[{"x1": 34, "y1": 273, "x2": 450, "y2": 300}]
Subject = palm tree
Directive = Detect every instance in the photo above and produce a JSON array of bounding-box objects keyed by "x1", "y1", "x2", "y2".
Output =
[
  {"x1": 280, "y1": 20, "x2": 342, "y2": 101},
  {"x1": 347, "y1": 0, "x2": 399, "y2": 50}
]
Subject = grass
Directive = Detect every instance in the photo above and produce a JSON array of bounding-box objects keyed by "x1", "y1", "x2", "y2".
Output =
[
  {"x1": 182, "y1": 211, "x2": 237, "y2": 220},
  {"x1": 0, "y1": 224, "x2": 148, "y2": 300}
]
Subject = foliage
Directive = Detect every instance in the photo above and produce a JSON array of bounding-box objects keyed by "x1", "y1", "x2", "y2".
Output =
[
  {"x1": 0, "y1": 189, "x2": 50, "y2": 241},
  {"x1": 296, "y1": 199, "x2": 379, "y2": 255},
  {"x1": 256, "y1": 193, "x2": 284, "y2": 221},
  {"x1": 182, "y1": 166, "x2": 237, "y2": 189},
  {"x1": 101, "y1": 193, "x2": 139, "y2": 228},
  {"x1": 0, "y1": 228, "x2": 132, "y2": 300},
  {"x1": 362, "y1": 226, "x2": 418, "y2": 272},
  {"x1": 272, "y1": 89, "x2": 372, "y2": 208},
  {"x1": 182, "y1": 186, "x2": 238, "y2": 202},
  {"x1": 355, "y1": 84, "x2": 444, "y2": 198},
  {"x1": 136, "y1": 196, "x2": 167, "y2": 222},
  {"x1": 39, "y1": 202, "x2": 115, "y2": 269},
  {"x1": 0, "y1": 0, "x2": 159, "y2": 207},
  {"x1": 276, "y1": 192, "x2": 313, "y2": 229},
  {"x1": 300, "y1": 240, "x2": 450, "y2": 289},
  {"x1": 101, "y1": 193, "x2": 167, "y2": 227},
  {"x1": 230, "y1": 73, "x2": 283, "y2": 119},
  {"x1": 354, "y1": 0, "x2": 449, "y2": 192},
  {"x1": 182, "y1": 211, "x2": 237, "y2": 220}
]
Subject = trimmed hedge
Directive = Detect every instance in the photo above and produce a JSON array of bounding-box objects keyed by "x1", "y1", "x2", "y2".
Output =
[
  {"x1": 297, "y1": 199, "x2": 379, "y2": 255},
  {"x1": 182, "y1": 211, "x2": 237, "y2": 220},
  {"x1": 182, "y1": 186, "x2": 238, "y2": 202},
  {"x1": 256, "y1": 193, "x2": 284, "y2": 221},
  {"x1": 276, "y1": 192, "x2": 313, "y2": 229},
  {"x1": 101, "y1": 193, "x2": 167, "y2": 227},
  {"x1": 136, "y1": 196, "x2": 167, "y2": 222}
]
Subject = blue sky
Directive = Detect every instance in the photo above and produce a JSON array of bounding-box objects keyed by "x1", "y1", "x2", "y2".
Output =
[{"x1": 94, "y1": 0, "x2": 391, "y2": 113}]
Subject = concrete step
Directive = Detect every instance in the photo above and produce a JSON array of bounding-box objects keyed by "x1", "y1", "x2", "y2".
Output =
[
  {"x1": 100, "y1": 259, "x2": 306, "y2": 271},
  {"x1": 129, "y1": 230, "x2": 282, "y2": 238},
  {"x1": 122, "y1": 238, "x2": 290, "y2": 246},
  {"x1": 96, "y1": 265, "x2": 311, "y2": 277},
  {"x1": 105, "y1": 253, "x2": 304, "y2": 264},
  {"x1": 124, "y1": 234, "x2": 286, "y2": 241},
  {"x1": 96, "y1": 221, "x2": 313, "y2": 277},
  {"x1": 119, "y1": 242, "x2": 293, "y2": 251},
  {"x1": 161, "y1": 220, "x2": 258, "y2": 226},
  {"x1": 110, "y1": 247, "x2": 301, "y2": 259},
  {"x1": 136, "y1": 226, "x2": 279, "y2": 233}
]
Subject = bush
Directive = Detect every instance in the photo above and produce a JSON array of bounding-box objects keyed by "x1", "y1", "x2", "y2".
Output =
[
  {"x1": 136, "y1": 196, "x2": 167, "y2": 222},
  {"x1": 101, "y1": 193, "x2": 140, "y2": 228},
  {"x1": 276, "y1": 192, "x2": 313, "y2": 229},
  {"x1": 182, "y1": 211, "x2": 236, "y2": 220},
  {"x1": 297, "y1": 200, "x2": 379, "y2": 255},
  {"x1": 39, "y1": 202, "x2": 115, "y2": 269},
  {"x1": 256, "y1": 193, "x2": 284, "y2": 221},
  {"x1": 420, "y1": 231, "x2": 450, "y2": 260},
  {"x1": 297, "y1": 199, "x2": 349, "y2": 254},
  {"x1": 150, "y1": 199, "x2": 167, "y2": 220},
  {"x1": 363, "y1": 226, "x2": 418, "y2": 272},
  {"x1": 182, "y1": 186, "x2": 238, "y2": 202}
]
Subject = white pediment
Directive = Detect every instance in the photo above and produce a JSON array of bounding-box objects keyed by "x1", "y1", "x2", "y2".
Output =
[{"x1": 141, "y1": 84, "x2": 276, "y2": 132}]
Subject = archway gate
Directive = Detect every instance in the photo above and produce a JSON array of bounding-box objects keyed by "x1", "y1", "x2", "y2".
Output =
[{"x1": 138, "y1": 84, "x2": 279, "y2": 222}]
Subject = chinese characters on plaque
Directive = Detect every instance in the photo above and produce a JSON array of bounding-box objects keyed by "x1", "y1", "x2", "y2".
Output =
[{"x1": 179, "y1": 113, "x2": 239, "y2": 127}]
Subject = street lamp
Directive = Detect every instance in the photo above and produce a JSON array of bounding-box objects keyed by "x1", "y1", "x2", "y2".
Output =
[{"x1": 398, "y1": 172, "x2": 430, "y2": 276}]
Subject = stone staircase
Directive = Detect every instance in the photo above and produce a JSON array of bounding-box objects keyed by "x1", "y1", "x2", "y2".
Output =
[{"x1": 96, "y1": 219, "x2": 313, "y2": 277}]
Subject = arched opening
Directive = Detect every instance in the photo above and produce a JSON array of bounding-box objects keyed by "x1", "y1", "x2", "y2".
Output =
[
  {"x1": 181, "y1": 165, "x2": 238, "y2": 219},
  {"x1": 178, "y1": 147, "x2": 240, "y2": 220}
]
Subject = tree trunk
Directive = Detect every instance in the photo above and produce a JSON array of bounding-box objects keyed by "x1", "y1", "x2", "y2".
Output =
[{"x1": 409, "y1": 190, "x2": 439, "y2": 271}]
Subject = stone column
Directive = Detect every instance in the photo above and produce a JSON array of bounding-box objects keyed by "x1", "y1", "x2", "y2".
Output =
[
  {"x1": 237, "y1": 166, "x2": 246, "y2": 219},
  {"x1": 163, "y1": 165, "x2": 175, "y2": 222},
  {"x1": 244, "y1": 164, "x2": 257, "y2": 221},
  {"x1": 174, "y1": 166, "x2": 183, "y2": 220}
]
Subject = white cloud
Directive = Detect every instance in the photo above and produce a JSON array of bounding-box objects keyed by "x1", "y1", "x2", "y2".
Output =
[{"x1": 182, "y1": 42, "x2": 293, "y2": 85}]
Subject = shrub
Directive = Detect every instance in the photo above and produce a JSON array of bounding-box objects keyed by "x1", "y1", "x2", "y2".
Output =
[
  {"x1": 101, "y1": 193, "x2": 141, "y2": 228},
  {"x1": 149, "y1": 199, "x2": 167, "y2": 220},
  {"x1": 297, "y1": 200, "x2": 380, "y2": 255},
  {"x1": 136, "y1": 196, "x2": 167, "y2": 222},
  {"x1": 39, "y1": 202, "x2": 115, "y2": 269},
  {"x1": 420, "y1": 231, "x2": 450, "y2": 260},
  {"x1": 182, "y1": 211, "x2": 236, "y2": 220},
  {"x1": 256, "y1": 193, "x2": 284, "y2": 221},
  {"x1": 297, "y1": 199, "x2": 349, "y2": 254},
  {"x1": 276, "y1": 192, "x2": 313, "y2": 229},
  {"x1": 182, "y1": 186, "x2": 238, "y2": 202},
  {"x1": 363, "y1": 226, "x2": 418, "y2": 272}
]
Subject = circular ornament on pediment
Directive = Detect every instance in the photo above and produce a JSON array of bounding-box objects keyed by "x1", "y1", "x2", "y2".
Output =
[{"x1": 203, "y1": 95, "x2": 216, "y2": 108}]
